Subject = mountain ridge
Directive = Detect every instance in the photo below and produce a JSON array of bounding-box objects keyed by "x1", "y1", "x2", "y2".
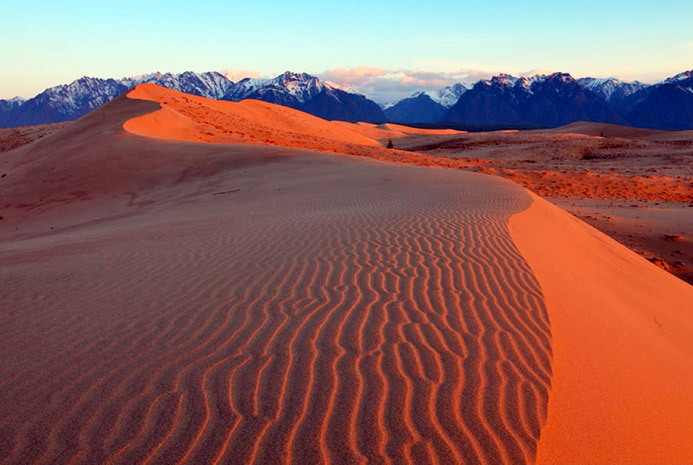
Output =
[{"x1": 1, "y1": 69, "x2": 692, "y2": 130}]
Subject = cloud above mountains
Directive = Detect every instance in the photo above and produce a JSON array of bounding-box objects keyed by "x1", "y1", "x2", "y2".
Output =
[
  {"x1": 318, "y1": 67, "x2": 496, "y2": 104},
  {"x1": 216, "y1": 65, "x2": 666, "y2": 106},
  {"x1": 220, "y1": 68, "x2": 263, "y2": 82},
  {"x1": 217, "y1": 66, "x2": 500, "y2": 104}
]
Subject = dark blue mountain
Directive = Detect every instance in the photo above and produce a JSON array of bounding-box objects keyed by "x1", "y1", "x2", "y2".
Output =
[
  {"x1": 0, "y1": 72, "x2": 233, "y2": 128},
  {"x1": 444, "y1": 73, "x2": 626, "y2": 127},
  {"x1": 384, "y1": 93, "x2": 448, "y2": 124},
  {"x1": 627, "y1": 73, "x2": 693, "y2": 130}
]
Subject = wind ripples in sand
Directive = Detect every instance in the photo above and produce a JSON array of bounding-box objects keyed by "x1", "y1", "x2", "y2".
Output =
[{"x1": 0, "y1": 162, "x2": 551, "y2": 464}]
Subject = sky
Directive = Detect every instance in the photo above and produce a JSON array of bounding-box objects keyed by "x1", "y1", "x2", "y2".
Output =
[{"x1": 1, "y1": 0, "x2": 691, "y2": 102}]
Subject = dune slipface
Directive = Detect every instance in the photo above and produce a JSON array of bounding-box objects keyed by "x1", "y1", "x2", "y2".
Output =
[
  {"x1": 510, "y1": 193, "x2": 693, "y2": 464},
  {"x1": 0, "y1": 86, "x2": 552, "y2": 464}
]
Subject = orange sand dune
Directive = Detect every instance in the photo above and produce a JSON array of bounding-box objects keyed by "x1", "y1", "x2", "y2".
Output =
[
  {"x1": 333, "y1": 122, "x2": 464, "y2": 139},
  {"x1": 510, "y1": 193, "x2": 693, "y2": 464},
  {"x1": 126, "y1": 83, "x2": 383, "y2": 149},
  {"x1": 332, "y1": 121, "x2": 410, "y2": 140},
  {"x1": 1, "y1": 85, "x2": 551, "y2": 464},
  {"x1": 381, "y1": 123, "x2": 464, "y2": 136},
  {"x1": 126, "y1": 85, "x2": 463, "y2": 151},
  {"x1": 1, "y1": 85, "x2": 692, "y2": 465}
]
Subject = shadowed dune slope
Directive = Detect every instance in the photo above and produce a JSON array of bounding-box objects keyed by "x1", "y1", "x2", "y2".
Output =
[
  {"x1": 0, "y1": 87, "x2": 553, "y2": 464},
  {"x1": 510, "y1": 193, "x2": 693, "y2": 464},
  {"x1": 546, "y1": 121, "x2": 693, "y2": 141},
  {"x1": 0, "y1": 92, "x2": 319, "y2": 239}
]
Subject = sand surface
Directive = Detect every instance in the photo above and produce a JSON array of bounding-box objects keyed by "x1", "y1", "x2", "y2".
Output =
[
  {"x1": 0, "y1": 122, "x2": 71, "y2": 153},
  {"x1": 510, "y1": 194, "x2": 693, "y2": 464},
  {"x1": 551, "y1": 198, "x2": 693, "y2": 284},
  {"x1": 1, "y1": 86, "x2": 552, "y2": 464},
  {"x1": 401, "y1": 123, "x2": 693, "y2": 282},
  {"x1": 1, "y1": 85, "x2": 692, "y2": 464}
]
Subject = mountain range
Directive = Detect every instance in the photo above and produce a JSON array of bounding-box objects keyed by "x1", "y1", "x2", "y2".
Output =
[
  {"x1": 0, "y1": 71, "x2": 384, "y2": 128},
  {"x1": 1, "y1": 69, "x2": 692, "y2": 130},
  {"x1": 443, "y1": 73, "x2": 627, "y2": 127}
]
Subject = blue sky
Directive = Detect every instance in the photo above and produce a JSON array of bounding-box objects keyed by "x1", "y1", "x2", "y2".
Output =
[{"x1": 1, "y1": 0, "x2": 691, "y2": 100}]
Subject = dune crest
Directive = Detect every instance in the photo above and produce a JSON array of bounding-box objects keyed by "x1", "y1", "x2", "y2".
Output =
[
  {"x1": 510, "y1": 193, "x2": 693, "y2": 464},
  {"x1": 125, "y1": 83, "x2": 384, "y2": 150}
]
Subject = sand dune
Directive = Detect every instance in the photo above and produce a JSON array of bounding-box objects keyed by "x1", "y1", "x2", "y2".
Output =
[
  {"x1": 0, "y1": 122, "x2": 71, "y2": 152},
  {"x1": 1, "y1": 85, "x2": 692, "y2": 464},
  {"x1": 547, "y1": 121, "x2": 693, "y2": 141},
  {"x1": 510, "y1": 193, "x2": 693, "y2": 464},
  {"x1": 1, "y1": 84, "x2": 552, "y2": 464},
  {"x1": 331, "y1": 121, "x2": 410, "y2": 140},
  {"x1": 380, "y1": 123, "x2": 463, "y2": 136},
  {"x1": 126, "y1": 83, "x2": 384, "y2": 149}
]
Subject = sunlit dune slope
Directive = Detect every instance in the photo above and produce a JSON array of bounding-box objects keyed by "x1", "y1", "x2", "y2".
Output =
[
  {"x1": 510, "y1": 193, "x2": 693, "y2": 464},
  {"x1": 125, "y1": 83, "x2": 383, "y2": 149},
  {"x1": 381, "y1": 123, "x2": 464, "y2": 136},
  {"x1": 331, "y1": 121, "x2": 410, "y2": 140},
  {"x1": 331, "y1": 121, "x2": 464, "y2": 141},
  {"x1": 126, "y1": 84, "x2": 465, "y2": 150}
]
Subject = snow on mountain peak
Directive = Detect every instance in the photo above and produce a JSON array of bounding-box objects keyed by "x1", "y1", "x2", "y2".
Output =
[
  {"x1": 577, "y1": 76, "x2": 649, "y2": 100},
  {"x1": 324, "y1": 80, "x2": 358, "y2": 94},
  {"x1": 426, "y1": 83, "x2": 467, "y2": 107},
  {"x1": 490, "y1": 74, "x2": 519, "y2": 86},
  {"x1": 0, "y1": 96, "x2": 27, "y2": 112},
  {"x1": 663, "y1": 70, "x2": 693, "y2": 84}
]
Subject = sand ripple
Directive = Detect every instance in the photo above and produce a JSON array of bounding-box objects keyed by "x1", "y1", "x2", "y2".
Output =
[{"x1": 0, "y1": 157, "x2": 551, "y2": 464}]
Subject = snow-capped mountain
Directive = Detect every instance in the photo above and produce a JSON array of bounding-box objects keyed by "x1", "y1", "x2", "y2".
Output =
[
  {"x1": 224, "y1": 72, "x2": 328, "y2": 106},
  {"x1": 130, "y1": 71, "x2": 233, "y2": 99},
  {"x1": 2, "y1": 69, "x2": 693, "y2": 130},
  {"x1": 577, "y1": 77, "x2": 651, "y2": 115},
  {"x1": 0, "y1": 77, "x2": 132, "y2": 127},
  {"x1": 224, "y1": 71, "x2": 385, "y2": 123},
  {"x1": 0, "y1": 72, "x2": 234, "y2": 127},
  {"x1": 0, "y1": 97, "x2": 27, "y2": 113},
  {"x1": 577, "y1": 77, "x2": 649, "y2": 101},
  {"x1": 444, "y1": 72, "x2": 625, "y2": 127},
  {"x1": 223, "y1": 77, "x2": 268, "y2": 101},
  {"x1": 383, "y1": 83, "x2": 467, "y2": 124},
  {"x1": 425, "y1": 83, "x2": 468, "y2": 108},
  {"x1": 663, "y1": 70, "x2": 693, "y2": 84},
  {"x1": 0, "y1": 70, "x2": 385, "y2": 127}
]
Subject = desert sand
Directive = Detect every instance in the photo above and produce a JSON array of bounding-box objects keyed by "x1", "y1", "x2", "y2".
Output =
[
  {"x1": 511, "y1": 194, "x2": 693, "y2": 464},
  {"x1": 1, "y1": 84, "x2": 692, "y2": 464},
  {"x1": 400, "y1": 123, "x2": 693, "y2": 283},
  {"x1": 0, "y1": 122, "x2": 70, "y2": 153}
]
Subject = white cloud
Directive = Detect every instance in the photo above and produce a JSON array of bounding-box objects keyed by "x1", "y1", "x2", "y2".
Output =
[
  {"x1": 518, "y1": 68, "x2": 558, "y2": 77},
  {"x1": 319, "y1": 67, "x2": 496, "y2": 104},
  {"x1": 220, "y1": 68, "x2": 262, "y2": 82}
]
